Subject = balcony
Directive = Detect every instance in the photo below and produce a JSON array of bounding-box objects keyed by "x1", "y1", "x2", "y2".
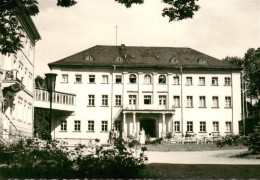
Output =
[
  {"x1": 34, "y1": 89, "x2": 76, "y2": 112},
  {"x1": 2, "y1": 70, "x2": 25, "y2": 95},
  {"x1": 123, "y1": 104, "x2": 175, "y2": 114}
]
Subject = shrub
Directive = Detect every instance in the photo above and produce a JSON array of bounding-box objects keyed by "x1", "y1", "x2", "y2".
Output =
[
  {"x1": 243, "y1": 122, "x2": 260, "y2": 154},
  {"x1": 128, "y1": 139, "x2": 140, "y2": 148},
  {"x1": 141, "y1": 146, "x2": 147, "y2": 152},
  {"x1": 215, "y1": 135, "x2": 245, "y2": 147},
  {"x1": 0, "y1": 137, "x2": 147, "y2": 179},
  {"x1": 75, "y1": 138, "x2": 146, "y2": 178},
  {"x1": 145, "y1": 138, "x2": 163, "y2": 145}
]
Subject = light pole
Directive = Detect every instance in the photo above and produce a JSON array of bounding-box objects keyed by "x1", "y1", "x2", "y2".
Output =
[{"x1": 45, "y1": 73, "x2": 57, "y2": 141}]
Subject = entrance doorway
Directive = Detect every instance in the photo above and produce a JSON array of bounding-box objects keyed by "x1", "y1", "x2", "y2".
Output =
[{"x1": 140, "y1": 119, "x2": 156, "y2": 137}]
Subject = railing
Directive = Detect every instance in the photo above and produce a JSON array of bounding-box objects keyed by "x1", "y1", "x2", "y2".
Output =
[
  {"x1": 4, "y1": 70, "x2": 18, "y2": 81},
  {"x1": 35, "y1": 89, "x2": 76, "y2": 106},
  {"x1": 124, "y1": 104, "x2": 175, "y2": 110}
]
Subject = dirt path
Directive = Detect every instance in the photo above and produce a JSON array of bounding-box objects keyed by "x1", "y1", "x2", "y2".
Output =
[{"x1": 146, "y1": 149, "x2": 260, "y2": 164}]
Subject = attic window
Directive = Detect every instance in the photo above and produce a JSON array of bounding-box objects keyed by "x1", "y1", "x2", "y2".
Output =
[
  {"x1": 198, "y1": 58, "x2": 207, "y2": 64},
  {"x1": 114, "y1": 56, "x2": 123, "y2": 62},
  {"x1": 85, "y1": 55, "x2": 94, "y2": 61},
  {"x1": 170, "y1": 57, "x2": 179, "y2": 63}
]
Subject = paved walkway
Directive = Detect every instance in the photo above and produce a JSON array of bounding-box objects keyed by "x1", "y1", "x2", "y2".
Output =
[{"x1": 146, "y1": 149, "x2": 260, "y2": 164}]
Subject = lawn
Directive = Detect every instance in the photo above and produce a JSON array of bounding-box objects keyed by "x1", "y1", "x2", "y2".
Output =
[
  {"x1": 143, "y1": 163, "x2": 260, "y2": 179},
  {"x1": 145, "y1": 143, "x2": 246, "y2": 151}
]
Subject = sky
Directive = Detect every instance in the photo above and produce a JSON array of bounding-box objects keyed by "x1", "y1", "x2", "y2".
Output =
[{"x1": 32, "y1": 0, "x2": 260, "y2": 76}]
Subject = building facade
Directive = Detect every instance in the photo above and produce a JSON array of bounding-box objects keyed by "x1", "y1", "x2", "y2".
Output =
[
  {"x1": 45, "y1": 45, "x2": 242, "y2": 144},
  {"x1": 0, "y1": 13, "x2": 40, "y2": 139}
]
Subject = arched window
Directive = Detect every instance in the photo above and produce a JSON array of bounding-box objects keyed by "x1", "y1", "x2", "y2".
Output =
[
  {"x1": 114, "y1": 56, "x2": 123, "y2": 62},
  {"x1": 170, "y1": 57, "x2": 179, "y2": 63},
  {"x1": 198, "y1": 58, "x2": 207, "y2": 64},
  {"x1": 85, "y1": 55, "x2": 94, "y2": 61},
  {"x1": 144, "y1": 74, "x2": 151, "y2": 84},
  {"x1": 129, "y1": 74, "x2": 137, "y2": 83},
  {"x1": 159, "y1": 75, "x2": 166, "y2": 84}
]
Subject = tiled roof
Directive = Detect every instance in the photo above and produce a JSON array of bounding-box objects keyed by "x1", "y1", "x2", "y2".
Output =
[{"x1": 48, "y1": 45, "x2": 241, "y2": 70}]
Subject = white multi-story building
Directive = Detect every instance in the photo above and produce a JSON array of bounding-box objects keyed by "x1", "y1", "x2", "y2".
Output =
[
  {"x1": 0, "y1": 12, "x2": 40, "y2": 139},
  {"x1": 38, "y1": 44, "x2": 242, "y2": 144}
]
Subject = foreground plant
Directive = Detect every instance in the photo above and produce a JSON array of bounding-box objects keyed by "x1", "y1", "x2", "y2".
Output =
[{"x1": 0, "y1": 137, "x2": 147, "y2": 178}]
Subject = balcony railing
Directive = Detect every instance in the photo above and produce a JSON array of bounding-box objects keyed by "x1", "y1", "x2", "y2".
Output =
[
  {"x1": 4, "y1": 70, "x2": 22, "y2": 82},
  {"x1": 35, "y1": 89, "x2": 76, "y2": 106},
  {"x1": 124, "y1": 104, "x2": 174, "y2": 111}
]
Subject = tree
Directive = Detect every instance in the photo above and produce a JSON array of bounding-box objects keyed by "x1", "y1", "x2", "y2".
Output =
[
  {"x1": 223, "y1": 47, "x2": 260, "y2": 98},
  {"x1": 34, "y1": 76, "x2": 50, "y2": 140},
  {"x1": 0, "y1": 0, "x2": 200, "y2": 56},
  {"x1": 223, "y1": 56, "x2": 243, "y2": 67},
  {"x1": 244, "y1": 122, "x2": 260, "y2": 154},
  {"x1": 243, "y1": 48, "x2": 260, "y2": 97}
]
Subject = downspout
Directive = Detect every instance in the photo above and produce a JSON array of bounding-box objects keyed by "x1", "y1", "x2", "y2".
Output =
[
  {"x1": 241, "y1": 71, "x2": 245, "y2": 136},
  {"x1": 110, "y1": 66, "x2": 115, "y2": 130},
  {"x1": 180, "y1": 67, "x2": 184, "y2": 137},
  {"x1": 231, "y1": 72, "x2": 234, "y2": 135}
]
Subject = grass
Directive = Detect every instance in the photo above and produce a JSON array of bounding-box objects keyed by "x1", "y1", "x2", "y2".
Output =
[
  {"x1": 143, "y1": 163, "x2": 260, "y2": 179},
  {"x1": 145, "y1": 143, "x2": 246, "y2": 151},
  {"x1": 232, "y1": 151, "x2": 260, "y2": 159}
]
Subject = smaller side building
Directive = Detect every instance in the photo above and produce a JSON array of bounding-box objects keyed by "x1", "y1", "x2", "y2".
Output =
[{"x1": 0, "y1": 12, "x2": 40, "y2": 139}]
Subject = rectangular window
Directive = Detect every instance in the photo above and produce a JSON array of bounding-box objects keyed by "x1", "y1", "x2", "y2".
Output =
[
  {"x1": 225, "y1": 96, "x2": 231, "y2": 108},
  {"x1": 212, "y1": 77, "x2": 218, "y2": 86},
  {"x1": 212, "y1": 96, "x2": 219, "y2": 108},
  {"x1": 74, "y1": 120, "x2": 81, "y2": 131},
  {"x1": 144, "y1": 95, "x2": 152, "y2": 105},
  {"x1": 186, "y1": 77, "x2": 192, "y2": 85},
  {"x1": 200, "y1": 121, "x2": 206, "y2": 132},
  {"x1": 159, "y1": 95, "x2": 166, "y2": 105},
  {"x1": 60, "y1": 120, "x2": 67, "y2": 131},
  {"x1": 173, "y1": 96, "x2": 180, "y2": 107},
  {"x1": 75, "y1": 74, "x2": 82, "y2": 83},
  {"x1": 102, "y1": 75, "x2": 109, "y2": 84},
  {"x1": 187, "y1": 121, "x2": 193, "y2": 132},
  {"x1": 225, "y1": 77, "x2": 231, "y2": 86},
  {"x1": 115, "y1": 75, "x2": 122, "y2": 83},
  {"x1": 173, "y1": 76, "x2": 180, "y2": 85},
  {"x1": 213, "y1": 121, "x2": 219, "y2": 132},
  {"x1": 88, "y1": 95, "x2": 95, "y2": 106},
  {"x1": 226, "y1": 122, "x2": 232, "y2": 132},
  {"x1": 174, "y1": 121, "x2": 180, "y2": 132},
  {"x1": 89, "y1": 75, "x2": 95, "y2": 83},
  {"x1": 88, "y1": 120, "x2": 94, "y2": 131},
  {"x1": 102, "y1": 121, "x2": 108, "y2": 132},
  {"x1": 199, "y1": 96, "x2": 206, "y2": 107},
  {"x1": 102, "y1": 95, "x2": 108, "y2": 106},
  {"x1": 186, "y1": 96, "x2": 193, "y2": 107},
  {"x1": 62, "y1": 74, "x2": 68, "y2": 83},
  {"x1": 115, "y1": 95, "x2": 121, "y2": 106},
  {"x1": 199, "y1": 77, "x2": 205, "y2": 86},
  {"x1": 129, "y1": 95, "x2": 136, "y2": 105}
]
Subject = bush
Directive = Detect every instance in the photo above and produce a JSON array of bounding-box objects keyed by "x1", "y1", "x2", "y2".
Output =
[
  {"x1": 215, "y1": 135, "x2": 245, "y2": 147},
  {"x1": 0, "y1": 138, "x2": 73, "y2": 178},
  {"x1": 243, "y1": 122, "x2": 260, "y2": 154},
  {"x1": 0, "y1": 137, "x2": 147, "y2": 179},
  {"x1": 128, "y1": 139, "x2": 140, "y2": 148},
  {"x1": 75, "y1": 138, "x2": 146, "y2": 178},
  {"x1": 145, "y1": 138, "x2": 163, "y2": 145}
]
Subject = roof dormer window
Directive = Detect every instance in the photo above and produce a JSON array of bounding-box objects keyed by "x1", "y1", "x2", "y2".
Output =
[
  {"x1": 198, "y1": 58, "x2": 207, "y2": 64},
  {"x1": 170, "y1": 57, "x2": 179, "y2": 63},
  {"x1": 114, "y1": 56, "x2": 123, "y2": 62},
  {"x1": 85, "y1": 55, "x2": 94, "y2": 61}
]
